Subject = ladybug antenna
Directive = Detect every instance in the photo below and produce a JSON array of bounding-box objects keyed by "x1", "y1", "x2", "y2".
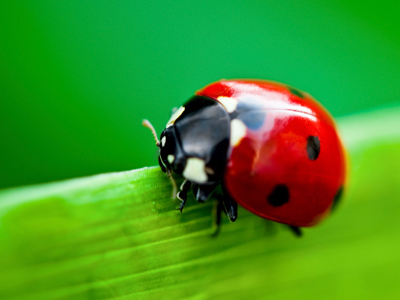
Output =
[
  {"x1": 166, "y1": 169, "x2": 177, "y2": 199},
  {"x1": 142, "y1": 119, "x2": 160, "y2": 147}
]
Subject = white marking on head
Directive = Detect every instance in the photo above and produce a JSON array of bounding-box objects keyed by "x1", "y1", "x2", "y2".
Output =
[
  {"x1": 217, "y1": 96, "x2": 238, "y2": 113},
  {"x1": 167, "y1": 154, "x2": 175, "y2": 164},
  {"x1": 230, "y1": 119, "x2": 247, "y2": 146},
  {"x1": 183, "y1": 157, "x2": 208, "y2": 183},
  {"x1": 167, "y1": 106, "x2": 185, "y2": 127},
  {"x1": 161, "y1": 136, "x2": 166, "y2": 147}
]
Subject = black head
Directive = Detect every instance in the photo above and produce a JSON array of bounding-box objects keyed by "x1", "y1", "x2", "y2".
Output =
[
  {"x1": 158, "y1": 125, "x2": 186, "y2": 174},
  {"x1": 158, "y1": 96, "x2": 231, "y2": 184}
]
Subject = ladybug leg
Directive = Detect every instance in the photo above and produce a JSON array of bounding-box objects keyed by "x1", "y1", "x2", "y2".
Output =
[
  {"x1": 214, "y1": 192, "x2": 238, "y2": 223},
  {"x1": 177, "y1": 180, "x2": 192, "y2": 212},
  {"x1": 221, "y1": 192, "x2": 238, "y2": 222},
  {"x1": 212, "y1": 199, "x2": 224, "y2": 237},
  {"x1": 192, "y1": 183, "x2": 218, "y2": 203},
  {"x1": 221, "y1": 185, "x2": 238, "y2": 222},
  {"x1": 212, "y1": 193, "x2": 238, "y2": 236},
  {"x1": 288, "y1": 225, "x2": 303, "y2": 237}
]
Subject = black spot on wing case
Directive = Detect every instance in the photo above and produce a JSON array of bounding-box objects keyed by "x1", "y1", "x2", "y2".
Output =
[
  {"x1": 307, "y1": 135, "x2": 320, "y2": 160},
  {"x1": 268, "y1": 184, "x2": 290, "y2": 207}
]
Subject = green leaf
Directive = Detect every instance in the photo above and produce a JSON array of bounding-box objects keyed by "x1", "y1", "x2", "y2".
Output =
[{"x1": 1, "y1": 105, "x2": 400, "y2": 300}]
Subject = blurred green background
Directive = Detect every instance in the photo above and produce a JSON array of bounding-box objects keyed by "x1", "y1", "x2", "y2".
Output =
[{"x1": 1, "y1": 0, "x2": 400, "y2": 189}]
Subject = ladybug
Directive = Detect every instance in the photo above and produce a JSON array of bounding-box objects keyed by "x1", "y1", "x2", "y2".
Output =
[{"x1": 143, "y1": 79, "x2": 346, "y2": 235}]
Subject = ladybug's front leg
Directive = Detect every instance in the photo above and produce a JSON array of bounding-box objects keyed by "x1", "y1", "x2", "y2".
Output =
[
  {"x1": 213, "y1": 192, "x2": 238, "y2": 236},
  {"x1": 178, "y1": 181, "x2": 218, "y2": 212},
  {"x1": 219, "y1": 191, "x2": 238, "y2": 223},
  {"x1": 192, "y1": 183, "x2": 218, "y2": 202},
  {"x1": 177, "y1": 180, "x2": 192, "y2": 212}
]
